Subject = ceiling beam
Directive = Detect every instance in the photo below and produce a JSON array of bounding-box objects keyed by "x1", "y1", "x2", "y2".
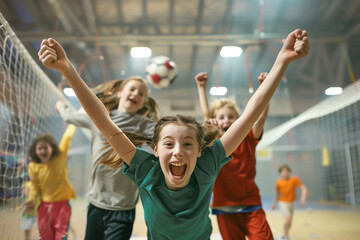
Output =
[
  {"x1": 323, "y1": 1, "x2": 343, "y2": 21},
  {"x1": 141, "y1": 0, "x2": 148, "y2": 34},
  {"x1": 345, "y1": 23, "x2": 360, "y2": 39},
  {"x1": 22, "y1": 1, "x2": 51, "y2": 31},
  {"x1": 48, "y1": 0, "x2": 91, "y2": 36},
  {"x1": 169, "y1": 0, "x2": 175, "y2": 34},
  {"x1": 81, "y1": 0, "x2": 96, "y2": 34},
  {"x1": 269, "y1": 1, "x2": 288, "y2": 33},
  {"x1": 16, "y1": 32, "x2": 342, "y2": 45},
  {"x1": 116, "y1": 0, "x2": 124, "y2": 30},
  {"x1": 213, "y1": 0, "x2": 233, "y2": 34},
  {"x1": 196, "y1": 0, "x2": 205, "y2": 33},
  {"x1": 187, "y1": 45, "x2": 199, "y2": 84}
]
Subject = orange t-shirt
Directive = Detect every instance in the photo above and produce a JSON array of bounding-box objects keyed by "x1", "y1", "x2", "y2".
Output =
[{"x1": 275, "y1": 176, "x2": 302, "y2": 202}]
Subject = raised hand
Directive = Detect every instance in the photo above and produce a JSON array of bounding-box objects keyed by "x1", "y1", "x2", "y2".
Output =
[
  {"x1": 24, "y1": 199, "x2": 35, "y2": 213},
  {"x1": 195, "y1": 72, "x2": 209, "y2": 87},
  {"x1": 38, "y1": 38, "x2": 69, "y2": 72},
  {"x1": 206, "y1": 118, "x2": 218, "y2": 126},
  {"x1": 279, "y1": 29, "x2": 309, "y2": 63},
  {"x1": 55, "y1": 100, "x2": 64, "y2": 113},
  {"x1": 257, "y1": 72, "x2": 268, "y2": 84}
]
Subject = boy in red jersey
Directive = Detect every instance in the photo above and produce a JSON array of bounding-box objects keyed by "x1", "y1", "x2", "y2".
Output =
[{"x1": 195, "y1": 72, "x2": 273, "y2": 240}]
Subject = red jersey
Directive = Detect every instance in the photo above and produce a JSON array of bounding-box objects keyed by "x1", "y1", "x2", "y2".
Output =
[{"x1": 212, "y1": 130, "x2": 261, "y2": 207}]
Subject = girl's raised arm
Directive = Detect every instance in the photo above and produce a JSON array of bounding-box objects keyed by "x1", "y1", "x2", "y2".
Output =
[
  {"x1": 38, "y1": 38, "x2": 136, "y2": 165},
  {"x1": 220, "y1": 29, "x2": 309, "y2": 157},
  {"x1": 195, "y1": 72, "x2": 212, "y2": 121}
]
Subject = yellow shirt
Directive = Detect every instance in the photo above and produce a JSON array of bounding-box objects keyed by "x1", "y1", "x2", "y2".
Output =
[{"x1": 28, "y1": 125, "x2": 76, "y2": 203}]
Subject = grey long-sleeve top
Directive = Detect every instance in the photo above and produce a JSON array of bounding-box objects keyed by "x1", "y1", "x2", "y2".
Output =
[{"x1": 58, "y1": 104, "x2": 156, "y2": 210}]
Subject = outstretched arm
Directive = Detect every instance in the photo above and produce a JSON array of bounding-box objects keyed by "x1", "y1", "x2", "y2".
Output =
[
  {"x1": 299, "y1": 184, "x2": 307, "y2": 207},
  {"x1": 252, "y1": 72, "x2": 269, "y2": 139},
  {"x1": 220, "y1": 29, "x2": 309, "y2": 156},
  {"x1": 38, "y1": 38, "x2": 136, "y2": 165},
  {"x1": 195, "y1": 72, "x2": 211, "y2": 121},
  {"x1": 25, "y1": 172, "x2": 41, "y2": 213},
  {"x1": 272, "y1": 190, "x2": 280, "y2": 210},
  {"x1": 55, "y1": 100, "x2": 92, "y2": 128}
]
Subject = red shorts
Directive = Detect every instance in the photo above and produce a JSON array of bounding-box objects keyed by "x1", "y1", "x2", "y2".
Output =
[
  {"x1": 38, "y1": 200, "x2": 71, "y2": 240},
  {"x1": 216, "y1": 208, "x2": 273, "y2": 240}
]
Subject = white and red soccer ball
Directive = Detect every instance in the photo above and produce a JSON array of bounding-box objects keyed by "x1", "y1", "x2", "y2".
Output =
[{"x1": 145, "y1": 56, "x2": 177, "y2": 88}]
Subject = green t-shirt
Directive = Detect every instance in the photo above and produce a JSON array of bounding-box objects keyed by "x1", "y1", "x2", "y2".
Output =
[{"x1": 124, "y1": 139, "x2": 231, "y2": 240}]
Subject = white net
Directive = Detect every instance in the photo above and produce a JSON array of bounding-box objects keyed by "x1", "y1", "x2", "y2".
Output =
[
  {"x1": 0, "y1": 13, "x2": 90, "y2": 239},
  {"x1": 256, "y1": 80, "x2": 360, "y2": 207}
]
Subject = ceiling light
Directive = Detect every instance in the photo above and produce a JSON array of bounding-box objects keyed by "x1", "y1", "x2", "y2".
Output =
[
  {"x1": 131, "y1": 47, "x2": 152, "y2": 58},
  {"x1": 210, "y1": 86, "x2": 228, "y2": 96},
  {"x1": 325, "y1": 87, "x2": 342, "y2": 96},
  {"x1": 63, "y1": 88, "x2": 76, "y2": 97},
  {"x1": 220, "y1": 46, "x2": 243, "y2": 57}
]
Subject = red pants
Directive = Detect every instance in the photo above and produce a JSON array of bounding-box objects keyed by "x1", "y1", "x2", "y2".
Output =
[
  {"x1": 38, "y1": 200, "x2": 71, "y2": 240},
  {"x1": 216, "y1": 208, "x2": 273, "y2": 240}
]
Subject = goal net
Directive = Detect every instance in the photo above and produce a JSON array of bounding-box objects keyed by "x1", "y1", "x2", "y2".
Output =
[
  {"x1": 0, "y1": 12, "x2": 90, "y2": 239},
  {"x1": 256, "y1": 80, "x2": 360, "y2": 207}
]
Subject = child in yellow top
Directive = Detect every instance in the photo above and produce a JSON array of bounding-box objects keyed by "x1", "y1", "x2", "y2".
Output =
[
  {"x1": 272, "y1": 164, "x2": 307, "y2": 240},
  {"x1": 25, "y1": 124, "x2": 76, "y2": 240}
]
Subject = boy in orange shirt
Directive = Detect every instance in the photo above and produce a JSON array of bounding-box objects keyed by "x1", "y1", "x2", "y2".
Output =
[{"x1": 272, "y1": 164, "x2": 307, "y2": 240}]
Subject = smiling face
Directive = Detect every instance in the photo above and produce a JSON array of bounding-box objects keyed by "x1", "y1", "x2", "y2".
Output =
[
  {"x1": 154, "y1": 123, "x2": 201, "y2": 191},
  {"x1": 117, "y1": 79, "x2": 147, "y2": 113},
  {"x1": 215, "y1": 106, "x2": 238, "y2": 136},
  {"x1": 35, "y1": 141, "x2": 53, "y2": 163}
]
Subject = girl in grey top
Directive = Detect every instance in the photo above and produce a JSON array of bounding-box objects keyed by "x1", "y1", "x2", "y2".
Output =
[{"x1": 56, "y1": 78, "x2": 159, "y2": 240}]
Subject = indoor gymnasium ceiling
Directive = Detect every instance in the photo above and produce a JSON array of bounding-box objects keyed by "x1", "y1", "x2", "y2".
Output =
[{"x1": 1, "y1": 0, "x2": 360, "y2": 124}]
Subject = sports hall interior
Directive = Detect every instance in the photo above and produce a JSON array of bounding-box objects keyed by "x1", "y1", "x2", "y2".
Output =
[{"x1": 0, "y1": 0, "x2": 359, "y2": 239}]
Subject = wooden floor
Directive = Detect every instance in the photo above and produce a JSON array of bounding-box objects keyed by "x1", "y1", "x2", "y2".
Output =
[
  {"x1": 1, "y1": 197, "x2": 360, "y2": 240},
  {"x1": 49, "y1": 198, "x2": 360, "y2": 240}
]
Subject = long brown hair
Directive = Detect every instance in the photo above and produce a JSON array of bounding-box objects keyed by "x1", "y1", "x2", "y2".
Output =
[
  {"x1": 29, "y1": 134, "x2": 60, "y2": 163},
  {"x1": 99, "y1": 115, "x2": 219, "y2": 169},
  {"x1": 92, "y1": 77, "x2": 160, "y2": 121}
]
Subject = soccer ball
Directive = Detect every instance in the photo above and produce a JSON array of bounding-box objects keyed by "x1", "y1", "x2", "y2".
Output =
[{"x1": 145, "y1": 56, "x2": 177, "y2": 88}]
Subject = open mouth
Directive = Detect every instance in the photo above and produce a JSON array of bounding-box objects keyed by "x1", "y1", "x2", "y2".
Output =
[
  {"x1": 128, "y1": 98, "x2": 137, "y2": 104},
  {"x1": 223, "y1": 127, "x2": 229, "y2": 132},
  {"x1": 169, "y1": 162, "x2": 187, "y2": 180}
]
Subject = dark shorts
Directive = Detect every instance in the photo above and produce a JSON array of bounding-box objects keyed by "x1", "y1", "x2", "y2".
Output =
[{"x1": 85, "y1": 203, "x2": 135, "y2": 240}]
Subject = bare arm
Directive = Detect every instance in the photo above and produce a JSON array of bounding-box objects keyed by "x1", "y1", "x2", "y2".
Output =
[
  {"x1": 56, "y1": 100, "x2": 93, "y2": 128},
  {"x1": 38, "y1": 38, "x2": 136, "y2": 165},
  {"x1": 299, "y1": 184, "x2": 307, "y2": 207},
  {"x1": 220, "y1": 29, "x2": 309, "y2": 156},
  {"x1": 272, "y1": 190, "x2": 280, "y2": 210},
  {"x1": 252, "y1": 72, "x2": 270, "y2": 139},
  {"x1": 195, "y1": 72, "x2": 211, "y2": 121},
  {"x1": 25, "y1": 169, "x2": 41, "y2": 212},
  {"x1": 252, "y1": 105, "x2": 269, "y2": 139}
]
